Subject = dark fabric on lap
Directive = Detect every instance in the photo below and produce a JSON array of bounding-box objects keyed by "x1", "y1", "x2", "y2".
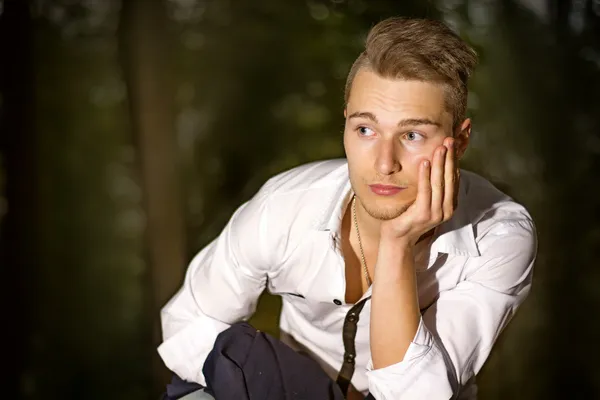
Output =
[
  {"x1": 202, "y1": 322, "x2": 346, "y2": 400},
  {"x1": 163, "y1": 373, "x2": 203, "y2": 399},
  {"x1": 162, "y1": 322, "x2": 377, "y2": 399}
]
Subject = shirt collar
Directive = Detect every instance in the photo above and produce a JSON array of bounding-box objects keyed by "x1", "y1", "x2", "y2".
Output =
[
  {"x1": 315, "y1": 178, "x2": 353, "y2": 233},
  {"x1": 315, "y1": 167, "x2": 480, "y2": 257}
]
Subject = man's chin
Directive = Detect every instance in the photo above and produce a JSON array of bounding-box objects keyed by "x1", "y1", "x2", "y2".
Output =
[{"x1": 363, "y1": 201, "x2": 411, "y2": 221}]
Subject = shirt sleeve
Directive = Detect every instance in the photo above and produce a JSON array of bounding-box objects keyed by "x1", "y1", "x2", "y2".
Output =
[
  {"x1": 157, "y1": 184, "x2": 274, "y2": 386},
  {"x1": 365, "y1": 218, "x2": 537, "y2": 400}
]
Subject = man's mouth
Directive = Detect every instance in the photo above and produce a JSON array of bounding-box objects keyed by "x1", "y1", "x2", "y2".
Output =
[{"x1": 368, "y1": 184, "x2": 406, "y2": 196}]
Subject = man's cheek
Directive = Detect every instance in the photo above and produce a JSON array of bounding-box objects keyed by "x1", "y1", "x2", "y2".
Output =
[
  {"x1": 415, "y1": 156, "x2": 431, "y2": 168},
  {"x1": 402, "y1": 142, "x2": 439, "y2": 164},
  {"x1": 403, "y1": 154, "x2": 431, "y2": 176}
]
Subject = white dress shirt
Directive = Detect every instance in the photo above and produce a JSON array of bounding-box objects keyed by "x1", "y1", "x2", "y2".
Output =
[{"x1": 158, "y1": 159, "x2": 537, "y2": 400}]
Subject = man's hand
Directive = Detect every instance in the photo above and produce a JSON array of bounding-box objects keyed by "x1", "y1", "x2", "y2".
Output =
[
  {"x1": 370, "y1": 136, "x2": 459, "y2": 370},
  {"x1": 380, "y1": 137, "x2": 459, "y2": 246}
]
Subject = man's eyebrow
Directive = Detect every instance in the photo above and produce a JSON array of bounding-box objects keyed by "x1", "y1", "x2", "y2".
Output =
[
  {"x1": 347, "y1": 112, "x2": 441, "y2": 128},
  {"x1": 397, "y1": 118, "x2": 442, "y2": 128},
  {"x1": 347, "y1": 111, "x2": 378, "y2": 123}
]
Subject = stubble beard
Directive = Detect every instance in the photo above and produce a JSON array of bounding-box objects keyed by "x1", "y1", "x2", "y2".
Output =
[{"x1": 360, "y1": 197, "x2": 412, "y2": 221}]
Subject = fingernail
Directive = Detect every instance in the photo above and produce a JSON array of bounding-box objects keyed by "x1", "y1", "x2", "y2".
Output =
[{"x1": 424, "y1": 160, "x2": 430, "y2": 167}]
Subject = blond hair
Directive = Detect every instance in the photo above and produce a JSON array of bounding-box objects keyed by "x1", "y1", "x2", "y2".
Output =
[{"x1": 345, "y1": 17, "x2": 478, "y2": 128}]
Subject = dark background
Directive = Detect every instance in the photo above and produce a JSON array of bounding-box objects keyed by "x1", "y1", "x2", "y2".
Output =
[{"x1": 1, "y1": 0, "x2": 599, "y2": 399}]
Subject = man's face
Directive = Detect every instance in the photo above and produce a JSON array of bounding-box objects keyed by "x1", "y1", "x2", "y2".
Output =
[{"x1": 343, "y1": 69, "x2": 469, "y2": 221}]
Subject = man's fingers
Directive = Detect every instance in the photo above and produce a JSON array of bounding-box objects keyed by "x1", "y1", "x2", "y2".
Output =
[
  {"x1": 454, "y1": 169, "x2": 460, "y2": 210},
  {"x1": 416, "y1": 159, "x2": 432, "y2": 214},
  {"x1": 430, "y1": 145, "x2": 446, "y2": 222},
  {"x1": 443, "y1": 138, "x2": 456, "y2": 220}
]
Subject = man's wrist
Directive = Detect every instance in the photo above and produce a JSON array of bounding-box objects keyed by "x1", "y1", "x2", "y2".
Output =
[
  {"x1": 375, "y1": 235, "x2": 416, "y2": 279},
  {"x1": 379, "y1": 232, "x2": 415, "y2": 251}
]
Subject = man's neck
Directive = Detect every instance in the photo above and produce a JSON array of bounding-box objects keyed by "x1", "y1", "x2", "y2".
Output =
[{"x1": 353, "y1": 199, "x2": 383, "y2": 243}]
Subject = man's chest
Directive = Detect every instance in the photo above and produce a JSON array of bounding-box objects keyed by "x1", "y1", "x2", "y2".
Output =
[{"x1": 266, "y1": 231, "x2": 468, "y2": 318}]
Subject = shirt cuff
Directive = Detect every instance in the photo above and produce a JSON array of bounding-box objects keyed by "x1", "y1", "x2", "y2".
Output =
[
  {"x1": 158, "y1": 314, "x2": 230, "y2": 387},
  {"x1": 366, "y1": 318, "x2": 432, "y2": 373},
  {"x1": 366, "y1": 318, "x2": 448, "y2": 399}
]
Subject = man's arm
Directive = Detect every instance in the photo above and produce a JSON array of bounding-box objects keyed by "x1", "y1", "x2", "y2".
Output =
[
  {"x1": 158, "y1": 183, "x2": 275, "y2": 386},
  {"x1": 370, "y1": 236, "x2": 420, "y2": 369},
  {"x1": 370, "y1": 138, "x2": 455, "y2": 371},
  {"x1": 367, "y1": 139, "x2": 537, "y2": 399},
  {"x1": 367, "y1": 219, "x2": 536, "y2": 400}
]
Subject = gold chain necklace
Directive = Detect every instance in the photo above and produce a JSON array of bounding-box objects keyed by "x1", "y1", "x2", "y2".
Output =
[{"x1": 352, "y1": 195, "x2": 372, "y2": 287}]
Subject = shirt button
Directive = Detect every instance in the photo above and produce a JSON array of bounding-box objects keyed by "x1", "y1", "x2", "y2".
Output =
[{"x1": 333, "y1": 299, "x2": 342, "y2": 305}]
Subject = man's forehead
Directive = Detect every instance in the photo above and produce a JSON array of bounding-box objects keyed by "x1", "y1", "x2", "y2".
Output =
[
  {"x1": 345, "y1": 101, "x2": 450, "y2": 127},
  {"x1": 347, "y1": 72, "x2": 453, "y2": 125},
  {"x1": 351, "y1": 71, "x2": 445, "y2": 98}
]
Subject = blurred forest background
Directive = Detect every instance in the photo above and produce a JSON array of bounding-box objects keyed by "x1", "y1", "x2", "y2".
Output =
[{"x1": 1, "y1": 0, "x2": 599, "y2": 399}]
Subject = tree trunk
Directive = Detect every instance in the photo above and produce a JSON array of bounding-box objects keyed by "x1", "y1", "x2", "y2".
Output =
[
  {"x1": 118, "y1": 0, "x2": 186, "y2": 391},
  {"x1": 0, "y1": 0, "x2": 35, "y2": 397}
]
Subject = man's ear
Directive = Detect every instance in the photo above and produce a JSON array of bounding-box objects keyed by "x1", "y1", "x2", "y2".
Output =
[{"x1": 455, "y1": 118, "x2": 471, "y2": 160}]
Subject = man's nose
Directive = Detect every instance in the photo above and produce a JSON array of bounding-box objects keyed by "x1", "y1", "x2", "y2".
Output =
[{"x1": 374, "y1": 139, "x2": 401, "y2": 175}]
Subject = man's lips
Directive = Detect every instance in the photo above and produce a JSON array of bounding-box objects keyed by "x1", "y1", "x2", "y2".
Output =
[{"x1": 368, "y1": 184, "x2": 406, "y2": 196}]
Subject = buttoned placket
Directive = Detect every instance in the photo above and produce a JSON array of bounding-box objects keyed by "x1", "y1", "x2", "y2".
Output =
[
  {"x1": 330, "y1": 231, "x2": 373, "y2": 396},
  {"x1": 330, "y1": 227, "x2": 440, "y2": 397},
  {"x1": 335, "y1": 297, "x2": 371, "y2": 396}
]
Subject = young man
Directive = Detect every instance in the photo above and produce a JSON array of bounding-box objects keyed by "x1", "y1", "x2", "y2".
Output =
[{"x1": 158, "y1": 17, "x2": 537, "y2": 400}]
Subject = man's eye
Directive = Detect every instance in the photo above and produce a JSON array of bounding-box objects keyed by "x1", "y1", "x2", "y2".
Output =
[
  {"x1": 357, "y1": 127, "x2": 375, "y2": 136},
  {"x1": 405, "y1": 131, "x2": 424, "y2": 141}
]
